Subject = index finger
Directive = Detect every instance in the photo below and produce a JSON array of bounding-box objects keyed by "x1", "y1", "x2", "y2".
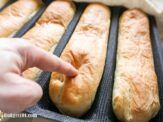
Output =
[{"x1": 18, "y1": 40, "x2": 78, "y2": 77}]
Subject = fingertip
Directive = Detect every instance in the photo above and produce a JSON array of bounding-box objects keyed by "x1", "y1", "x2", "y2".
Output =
[{"x1": 67, "y1": 64, "x2": 78, "y2": 77}]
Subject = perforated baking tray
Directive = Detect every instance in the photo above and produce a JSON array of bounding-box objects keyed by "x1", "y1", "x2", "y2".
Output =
[{"x1": 17, "y1": 1, "x2": 163, "y2": 122}]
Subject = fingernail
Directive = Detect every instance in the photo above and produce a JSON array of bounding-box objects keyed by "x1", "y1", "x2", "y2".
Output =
[
  {"x1": 68, "y1": 66, "x2": 78, "y2": 77},
  {"x1": 73, "y1": 68, "x2": 78, "y2": 75}
]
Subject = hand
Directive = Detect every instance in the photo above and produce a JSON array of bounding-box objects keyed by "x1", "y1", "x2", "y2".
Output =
[{"x1": 0, "y1": 38, "x2": 78, "y2": 113}]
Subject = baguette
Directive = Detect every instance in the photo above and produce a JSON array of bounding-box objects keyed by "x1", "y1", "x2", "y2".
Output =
[
  {"x1": 22, "y1": 0, "x2": 76, "y2": 80},
  {"x1": 0, "y1": 0, "x2": 9, "y2": 8},
  {"x1": 0, "y1": 0, "x2": 42, "y2": 37},
  {"x1": 112, "y1": 9, "x2": 160, "y2": 122},
  {"x1": 49, "y1": 4, "x2": 110, "y2": 117}
]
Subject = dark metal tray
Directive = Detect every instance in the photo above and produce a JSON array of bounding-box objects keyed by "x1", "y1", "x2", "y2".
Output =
[{"x1": 19, "y1": 1, "x2": 163, "y2": 122}]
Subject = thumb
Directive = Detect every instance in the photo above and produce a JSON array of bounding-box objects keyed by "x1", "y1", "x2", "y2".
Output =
[{"x1": 0, "y1": 73, "x2": 42, "y2": 113}]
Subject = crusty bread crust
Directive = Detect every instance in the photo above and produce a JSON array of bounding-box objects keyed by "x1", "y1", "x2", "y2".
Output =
[
  {"x1": 23, "y1": 0, "x2": 76, "y2": 80},
  {"x1": 49, "y1": 3, "x2": 111, "y2": 117},
  {"x1": 0, "y1": 0, "x2": 42, "y2": 37},
  {"x1": 112, "y1": 9, "x2": 160, "y2": 122}
]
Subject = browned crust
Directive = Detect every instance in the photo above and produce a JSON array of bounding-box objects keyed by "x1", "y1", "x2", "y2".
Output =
[
  {"x1": 112, "y1": 9, "x2": 160, "y2": 122},
  {"x1": 22, "y1": 0, "x2": 76, "y2": 80},
  {"x1": 0, "y1": 0, "x2": 42, "y2": 37},
  {"x1": 49, "y1": 3, "x2": 111, "y2": 117}
]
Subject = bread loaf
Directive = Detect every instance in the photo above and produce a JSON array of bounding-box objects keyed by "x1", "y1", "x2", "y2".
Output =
[
  {"x1": 22, "y1": 0, "x2": 76, "y2": 80},
  {"x1": 112, "y1": 9, "x2": 160, "y2": 122},
  {"x1": 0, "y1": 0, "x2": 9, "y2": 8},
  {"x1": 49, "y1": 3, "x2": 111, "y2": 117},
  {"x1": 0, "y1": 0, "x2": 42, "y2": 37}
]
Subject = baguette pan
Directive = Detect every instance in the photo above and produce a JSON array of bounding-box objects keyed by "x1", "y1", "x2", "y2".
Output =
[
  {"x1": 22, "y1": 0, "x2": 76, "y2": 80},
  {"x1": 0, "y1": 0, "x2": 9, "y2": 8},
  {"x1": 49, "y1": 4, "x2": 110, "y2": 117},
  {"x1": 0, "y1": 0, "x2": 42, "y2": 37},
  {"x1": 112, "y1": 9, "x2": 160, "y2": 122}
]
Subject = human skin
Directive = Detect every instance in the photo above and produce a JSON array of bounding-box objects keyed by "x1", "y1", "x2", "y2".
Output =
[{"x1": 0, "y1": 38, "x2": 78, "y2": 113}]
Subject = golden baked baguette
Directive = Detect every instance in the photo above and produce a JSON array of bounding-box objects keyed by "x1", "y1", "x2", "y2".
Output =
[
  {"x1": 0, "y1": 0, "x2": 42, "y2": 37},
  {"x1": 112, "y1": 9, "x2": 160, "y2": 122},
  {"x1": 49, "y1": 4, "x2": 111, "y2": 117},
  {"x1": 22, "y1": 0, "x2": 76, "y2": 80},
  {"x1": 0, "y1": 0, "x2": 9, "y2": 8}
]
